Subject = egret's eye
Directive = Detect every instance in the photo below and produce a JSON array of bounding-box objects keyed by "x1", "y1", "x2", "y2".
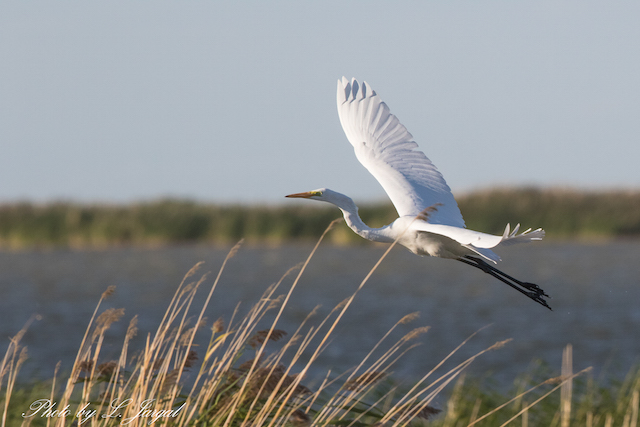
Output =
[{"x1": 311, "y1": 191, "x2": 323, "y2": 197}]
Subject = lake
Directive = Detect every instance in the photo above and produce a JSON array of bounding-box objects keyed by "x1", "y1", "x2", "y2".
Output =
[{"x1": 1, "y1": 240, "x2": 639, "y2": 390}]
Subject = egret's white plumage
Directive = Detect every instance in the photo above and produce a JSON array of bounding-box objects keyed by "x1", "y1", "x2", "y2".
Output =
[{"x1": 287, "y1": 78, "x2": 550, "y2": 309}]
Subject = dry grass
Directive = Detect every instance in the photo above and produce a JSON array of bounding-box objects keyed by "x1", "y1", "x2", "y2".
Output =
[{"x1": 1, "y1": 221, "x2": 639, "y2": 426}]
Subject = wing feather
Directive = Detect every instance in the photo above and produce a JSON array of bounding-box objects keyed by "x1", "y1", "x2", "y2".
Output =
[{"x1": 337, "y1": 77, "x2": 465, "y2": 227}]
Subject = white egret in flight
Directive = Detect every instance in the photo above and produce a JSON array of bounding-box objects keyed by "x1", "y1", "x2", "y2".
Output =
[{"x1": 287, "y1": 77, "x2": 550, "y2": 310}]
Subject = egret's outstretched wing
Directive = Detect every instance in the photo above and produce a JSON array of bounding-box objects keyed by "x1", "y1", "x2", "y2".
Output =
[{"x1": 337, "y1": 77, "x2": 465, "y2": 228}]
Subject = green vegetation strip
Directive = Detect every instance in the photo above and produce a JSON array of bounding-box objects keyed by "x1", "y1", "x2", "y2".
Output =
[{"x1": 1, "y1": 188, "x2": 639, "y2": 248}]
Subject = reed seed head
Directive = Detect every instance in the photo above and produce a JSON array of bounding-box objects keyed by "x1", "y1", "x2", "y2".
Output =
[
  {"x1": 18, "y1": 346, "x2": 28, "y2": 365},
  {"x1": 101, "y1": 285, "x2": 116, "y2": 299},
  {"x1": 184, "y1": 261, "x2": 204, "y2": 280},
  {"x1": 248, "y1": 329, "x2": 287, "y2": 348},
  {"x1": 335, "y1": 297, "x2": 350, "y2": 310},
  {"x1": 126, "y1": 315, "x2": 138, "y2": 341},
  {"x1": 399, "y1": 312, "x2": 420, "y2": 324},
  {"x1": 228, "y1": 239, "x2": 244, "y2": 259},
  {"x1": 488, "y1": 338, "x2": 513, "y2": 351},
  {"x1": 212, "y1": 317, "x2": 225, "y2": 333},
  {"x1": 268, "y1": 294, "x2": 285, "y2": 310},
  {"x1": 401, "y1": 326, "x2": 431, "y2": 342},
  {"x1": 544, "y1": 376, "x2": 566, "y2": 385},
  {"x1": 345, "y1": 371, "x2": 387, "y2": 391},
  {"x1": 93, "y1": 308, "x2": 125, "y2": 338}
]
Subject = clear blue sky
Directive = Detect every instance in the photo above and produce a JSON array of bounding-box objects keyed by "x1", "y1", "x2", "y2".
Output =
[{"x1": 2, "y1": 2, "x2": 639, "y2": 204}]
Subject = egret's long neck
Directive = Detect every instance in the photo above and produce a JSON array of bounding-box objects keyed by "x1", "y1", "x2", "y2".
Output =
[{"x1": 331, "y1": 195, "x2": 390, "y2": 243}]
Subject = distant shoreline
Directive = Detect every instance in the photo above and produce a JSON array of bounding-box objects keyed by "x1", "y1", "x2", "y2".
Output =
[{"x1": 1, "y1": 188, "x2": 639, "y2": 249}]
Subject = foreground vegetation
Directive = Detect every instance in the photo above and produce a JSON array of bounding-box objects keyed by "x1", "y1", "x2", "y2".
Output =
[
  {"x1": 1, "y1": 188, "x2": 639, "y2": 249},
  {"x1": 2, "y1": 224, "x2": 639, "y2": 426}
]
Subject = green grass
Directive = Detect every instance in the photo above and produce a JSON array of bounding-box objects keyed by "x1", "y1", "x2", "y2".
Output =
[
  {"x1": 1, "y1": 188, "x2": 639, "y2": 249},
  {"x1": 2, "y1": 223, "x2": 639, "y2": 426}
]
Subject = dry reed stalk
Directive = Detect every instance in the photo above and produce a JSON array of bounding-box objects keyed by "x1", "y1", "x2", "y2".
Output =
[
  {"x1": 47, "y1": 362, "x2": 61, "y2": 427},
  {"x1": 56, "y1": 285, "x2": 116, "y2": 417},
  {"x1": 79, "y1": 307, "x2": 126, "y2": 406},
  {"x1": 560, "y1": 343, "x2": 573, "y2": 427},
  {"x1": 0, "y1": 325, "x2": 31, "y2": 427},
  {"x1": 146, "y1": 261, "x2": 203, "y2": 357},
  {"x1": 126, "y1": 288, "x2": 197, "y2": 421}
]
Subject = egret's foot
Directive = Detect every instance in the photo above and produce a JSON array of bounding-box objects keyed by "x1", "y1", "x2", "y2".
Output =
[
  {"x1": 528, "y1": 291, "x2": 552, "y2": 310},
  {"x1": 522, "y1": 282, "x2": 550, "y2": 298}
]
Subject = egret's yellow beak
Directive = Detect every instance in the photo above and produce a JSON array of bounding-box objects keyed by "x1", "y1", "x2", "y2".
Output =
[{"x1": 285, "y1": 192, "x2": 314, "y2": 198}]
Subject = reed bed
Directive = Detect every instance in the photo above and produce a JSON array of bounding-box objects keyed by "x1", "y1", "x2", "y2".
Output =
[
  {"x1": 1, "y1": 188, "x2": 640, "y2": 249},
  {"x1": 1, "y1": 221, "x2": 639, "y2": 426}
]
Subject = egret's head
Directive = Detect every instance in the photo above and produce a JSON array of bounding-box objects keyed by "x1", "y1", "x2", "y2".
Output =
[
  {"x1": 285, "y1": 188, "x2": 327, "y2": 201},
  {"x1": 285, "y1": 188, "x2": 353, "y2": 207},
  {"x1": 286, "y1": 188, "x2": 356, "y2": 212}
]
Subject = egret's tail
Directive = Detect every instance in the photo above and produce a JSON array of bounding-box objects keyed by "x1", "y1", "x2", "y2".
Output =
[
  {"x1": 499, "y1": 223, "x2": 545, "y2": 246},
  {"x1": 461, "y1": 224, "x2": 544, "y2": 264}
]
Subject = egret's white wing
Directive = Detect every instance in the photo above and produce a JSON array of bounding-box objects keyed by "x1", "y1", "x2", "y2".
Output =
[{"x1": 337, "y1": 77, "x2": 465, "y2": 228}]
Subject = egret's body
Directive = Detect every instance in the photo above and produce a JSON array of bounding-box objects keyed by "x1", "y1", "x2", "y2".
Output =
[{"x1": 287, "y1": 78, "x2": 550, "y2": 309}]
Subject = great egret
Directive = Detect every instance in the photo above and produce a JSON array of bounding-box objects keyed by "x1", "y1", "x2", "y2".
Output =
[{"x1": 287, "y1": 77, "x2": 550, "y2": 310}]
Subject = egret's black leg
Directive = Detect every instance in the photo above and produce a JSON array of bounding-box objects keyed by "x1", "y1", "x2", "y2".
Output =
[{"x1": 459, "y1": 256, "x2": 552, "y2": 310}]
